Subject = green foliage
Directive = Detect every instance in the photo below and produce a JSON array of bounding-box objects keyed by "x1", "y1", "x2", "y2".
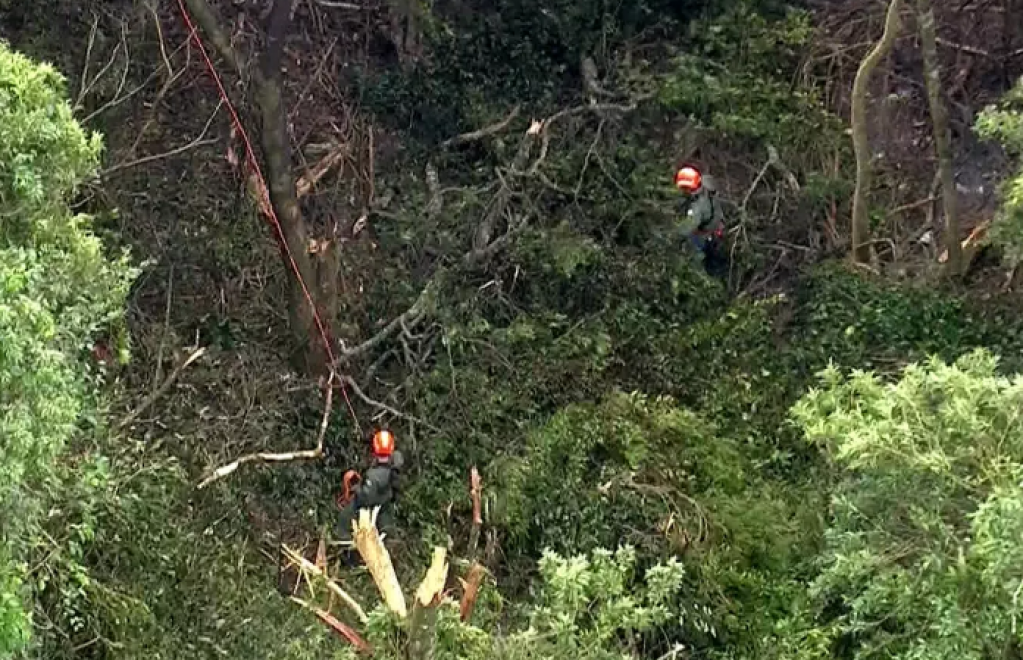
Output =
[
  {"x1": 346, "y1": 546, "x2": 686, "y2": 660},
  {"x1": 977, "y1": 78, "x2": 1023, "y2": 264},
  {"x1": 781, "y1": 351, "x2": 1023, "y2": 660},
  {"x1": 0, "y1": 41, "x2": 136, "y2": 653},
  {"x1": 656, "y1": 4, "x2": 845, "y2": 165},
  {"x1": 492, "y1": 391, "x2": 743, "y2": 555},
  {"x1": 791, "y1": 263, "x2": 1023, "y2": 375}
]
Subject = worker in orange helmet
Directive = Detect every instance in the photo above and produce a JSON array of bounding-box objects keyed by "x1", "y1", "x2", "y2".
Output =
[
  {"x1": 675, "y1": 165, "x2": 726, "y2": 273},
  {"x1": 336, "y1": 428, "x2": 405, "y2": 543}
]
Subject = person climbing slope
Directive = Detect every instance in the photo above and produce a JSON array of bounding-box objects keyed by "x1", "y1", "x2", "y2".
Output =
[
  {"x1": 675, "y1": 165, "x2": 727, "y2": 274},
  {"x1": 336, "y1": 428, "x2": 404, "y2": 543}
]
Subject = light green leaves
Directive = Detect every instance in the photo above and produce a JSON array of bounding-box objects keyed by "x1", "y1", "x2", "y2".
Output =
[
  {"x1": 787, "y1": 350, "x2": 1023, "y2": 660},
  {"x1": 0, "y1": 41, "x2": 135, "y2": 653},
  {"x1": 976, "y1": 78, "x2": 1023, "y2": 264}
]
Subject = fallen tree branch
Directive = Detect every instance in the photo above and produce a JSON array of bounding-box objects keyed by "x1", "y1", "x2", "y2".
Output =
[
  {"x1": 526, "y1": 102, "x2": 636, "y2": 175},
  {"x1": 197, "y1": 375, "x2": 334, "y2": 488},
  {"x1": 463, "y1": 214, "x2": 531, "y2": 267},
  {"x1": 289, "y1": 596, "x2": 372, "y2": 652},
  {"x1": 118, "y1": 346, "x2": 207, "y2": 429},
  {"x1": 441, "y1": 105, "x2": 521, "y2": 148},
  {"x1": 296, "y1": 143, "x2": 347, "y2": 198},
  {"x1": 313, "y1": 0, "x2": 362, "y2": 8},
  {"x1": 281, "y1": 544, "x2": 369, "y2": 623}
]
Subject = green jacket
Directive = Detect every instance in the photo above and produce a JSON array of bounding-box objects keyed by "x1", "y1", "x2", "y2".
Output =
[{"x1": 677, "y1": 183, "x2": 724, "y2": 237}]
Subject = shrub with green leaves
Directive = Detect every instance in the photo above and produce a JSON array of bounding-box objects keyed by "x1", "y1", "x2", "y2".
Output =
[
  {"x1": 656, "y1": 5, "x2": 844, "y2": 165},
  {"x1": 782, "y1": 350, "x2": 1023, "y2": 660},
  {"x1": 347, "y1": 545, "x2": 686, "y2": 660},
  {"x1": 977, "y1": 78, "x2": 1023, "y2": 264},
  {"x1": 0, "y1": 41, "x2": 136, "y2": 653}
]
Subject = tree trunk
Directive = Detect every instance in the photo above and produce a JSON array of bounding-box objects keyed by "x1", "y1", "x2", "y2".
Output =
[
  {"x1": 182, "y1": 0, "x2": 339, "y2": 375},
  {"x1": 259, "y1": 0, "x2": 332, "y2": 373},
  {"x1": 409, "y1": 548, "x2": 448, "y2": 660},
  {"x1": 850, "y1": 0, "x2": 904, "y2": 264},
  {"x1": 916, "y1": 0, "x2": 961, "y2": 277}
]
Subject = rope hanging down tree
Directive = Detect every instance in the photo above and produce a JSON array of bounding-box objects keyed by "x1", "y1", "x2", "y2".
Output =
[{"x1": 176, "y1": 0, "x2": 364, "y2": 486}]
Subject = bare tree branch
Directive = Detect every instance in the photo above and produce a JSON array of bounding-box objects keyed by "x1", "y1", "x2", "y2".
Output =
[
  {"x1": 119, "y1": 346, "x2": 207, "y2": 429},
  {"x1": 338, "y1": 277, "x2": 439, "y2": 362},
  {"x1": 197, "y1": 374, "x2": 334, "y2": 488},
  {"x1": 281, "y1": 544, "x2": 368, "y2": 623},
  {"x1": 76, "y1": 19, "x2": 127, "y2": 109},
  {"x1": 340, "y1": 375, "x2": 440, "y2": 433},
  {"x1": 100, "y1": 99, "x2": 224, "y2": 177},
  {"x1": 441, "y1": 105, "x2": 521, "y2": 148}
]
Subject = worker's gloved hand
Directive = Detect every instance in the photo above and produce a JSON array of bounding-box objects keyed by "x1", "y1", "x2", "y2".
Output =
[{"x1": 391, "y1": 450, "x2": 405, "y2": 470}]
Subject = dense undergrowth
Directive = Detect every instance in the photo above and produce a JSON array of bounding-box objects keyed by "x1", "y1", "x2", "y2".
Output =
[{"x1": 4, "y1": 0, "x2": 1023, "y2": 658}]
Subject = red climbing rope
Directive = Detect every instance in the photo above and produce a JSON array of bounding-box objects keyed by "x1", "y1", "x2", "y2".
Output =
[{"x1": 176, "y1": 0, "x2": 361, "y2": 433}]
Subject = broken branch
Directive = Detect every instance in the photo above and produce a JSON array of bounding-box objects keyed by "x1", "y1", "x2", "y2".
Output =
[
  {"x1": 410, "y1": 547, "x2": 450, "y2": 659},
  {"x1": 468, "y1": 467, "x2": 482, "y2": 558},
  {"x1": 281, "y1": 544, "x2": 369, "y2": 623},
  {"x1": 289, "y1": 596, "x2": 372, "y2": 652},
  {"x1": 460, "y1": 467, "x2": 487, "y2": 623},
  {"x1": 459, "y1": 563, "x2": 486, "y2": 623},
  {"x1": 354, "y1": 508, "x2": 408, "y2": 618}
]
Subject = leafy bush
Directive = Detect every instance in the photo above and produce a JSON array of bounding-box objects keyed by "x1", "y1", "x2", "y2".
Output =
[
  {"x1": 656, "y1": 4, "x2": 844, "y2": 165},
  {"x1": 782, "y1": 350, "x2": 1023, "y2": 660},
  {"x1": 0, "y1": 41, "x2": 136, "y2": 653},
  {"x1": 345, "y1": 545, "x2": 686, "y2": 660},
  {"x1": 492, "y1": 391, "x2": 743, "y2": 556},
  {"x1": 976, "y1": 78, "x2": 1023, "y2": 264}
]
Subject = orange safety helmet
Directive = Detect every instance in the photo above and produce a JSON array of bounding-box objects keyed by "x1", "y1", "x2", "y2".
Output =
[
  {"x1": 371, "y1": 429, "x2": 396, "y2": 458},
  {"x1": 675, "y1": 166, "x2": 703, "y2": 193}
]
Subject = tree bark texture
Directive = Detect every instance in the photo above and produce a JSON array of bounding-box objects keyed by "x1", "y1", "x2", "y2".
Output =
[
  {"x1": 260, "y1": 0, "x2": 332, "y2": 373},
  {"x1": 183, "y1": 0, "x2": 336, "y2": 375},
  {"x1": 916, "y1": 0, "x2": 961, "y2": 276},
  {"x1": 850, "y1": 0, "x2": 904, "y2": 264}
]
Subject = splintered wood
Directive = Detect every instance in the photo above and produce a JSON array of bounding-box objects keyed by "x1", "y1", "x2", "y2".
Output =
[
  {"x1": 281, "y1": 544, "x2": 368, "y2": 623},
  {"x1": 354, "y1": 508, "x2": 408, "y2": 618},
  {"x1": 415, "y1": 547, "x2": 449, "y2": 607},
  {"x1": 410, "y1": 547, "x2": 450, "y2": 660},
  {"x1": 289, "y1": 597, "x2": 371, "y2": 653}
]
